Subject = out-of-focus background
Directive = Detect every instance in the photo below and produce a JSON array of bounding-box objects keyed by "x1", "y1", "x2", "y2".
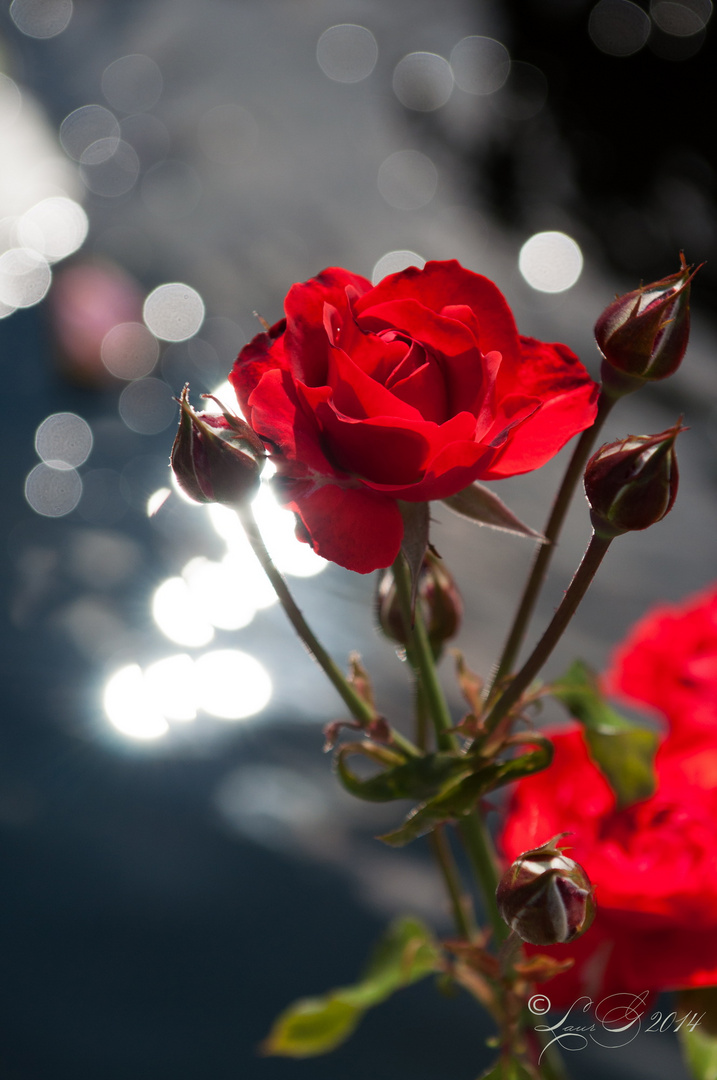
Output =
[{"x1": 1, "y1": 2, "x2": 715, "y2": 1077}]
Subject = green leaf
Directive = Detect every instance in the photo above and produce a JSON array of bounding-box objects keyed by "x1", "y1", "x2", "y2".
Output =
[
  {"x1": 380, "y1": 741, "x2": 552, "y2": 847},
  {"x1": 356, "y1": 915, "x2": 442, "y2": 999},
  {"x1": 262, "y1": 917, "x2": 441, "y2": 1057},
  {"x1": 679, "y1": 1022, "x2": 717, "y2": 1079},
  {"x1": 551, "y1": 659, "x2": 658, "y2": 809},
  {"x1": 442, "y1": 482, "x2": 546, "y2": 542},
  {"x1": 336, "y1": 746, "x2": 469, "y2": 803},
  {"x1": 262, "y1": 997, "x2": 362, "y2": 1058},
  {"x1": 379, "y1": 770, "x2": 484, "y2": 847},
  {"x1": 678, "y1": 988, "x2": 717, "y2": 1079}
]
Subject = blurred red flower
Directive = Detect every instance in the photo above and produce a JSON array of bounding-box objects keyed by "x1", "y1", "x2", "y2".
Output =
[
  {"x1": 231, "y1": 260, "x2": 598, "y2": 573},
  {"x1": 501, "y1": 726, "x2": 717, "y2": 1006},
  {"x1": 605, "y1": 583, "x2": 717, "y2": 750}
]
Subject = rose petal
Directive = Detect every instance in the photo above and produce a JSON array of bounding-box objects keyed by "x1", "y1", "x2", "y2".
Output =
[
  {"x1": 247, "y1": 369, "x2": 341, "y2": 477},
  {"x1": 388, "y1": 355, "x2": 447, "y2": 422},
  {"x1": 315, "y1": 404, "x2": 431, "y2": 484},
  {"x1": 355, "y1": 260, "x2": 523, "y2": 369},
  {"x1": 357, "y1": 298, "x2": 479, "y2": 357},
  {"x1": 284, "y1": 267, "x2": 371, "y2": 384},
  {"x1": 280, "y1": 479, "x2": 404, "y2": 573},
  {"x1": 230, "y1": 319, "x2": 287, "y2": 421},
  {"x1": 323, "y1": 337, "x2": 425, "y2": 422},
  {"x1": 483, "y1": 339, "x2": 598, "y2": 478}
]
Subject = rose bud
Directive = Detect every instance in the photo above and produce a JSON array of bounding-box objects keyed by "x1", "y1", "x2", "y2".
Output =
[
  {"x1": 596, "y1": 256, "x2": 699, "y2": 397},
  {"x1": 584, "y1": 423, "x2": 682, "y2": 538},
  {"x1": 496, "y1": 835, "x2": 596, "y2": 946},
  {"x1": 171, "y1": 385, "x2": 265, "y2": 506},
  {"x1": 376, "y1": 551, "x2": 462, "y2": 656}
]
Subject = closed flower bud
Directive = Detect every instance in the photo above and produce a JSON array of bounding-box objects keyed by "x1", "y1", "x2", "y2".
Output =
[
  {"x1": 496, "y1": 835, "x2": 596, "y2": 946},
  {"x1": 596, "y1": 256, "x2": 699, "y2": 397},
  {"x1": 376, "y1": 551, "x2": 462, "y2": 656},
  {"x1": 171, "y1": 385, "x2": 265, "y2": 506},
  {"x1": 584, "y1": 423, "x2": 682, "y2": 538}
]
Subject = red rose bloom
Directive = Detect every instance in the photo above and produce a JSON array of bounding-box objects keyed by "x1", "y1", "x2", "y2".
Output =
[
  {"x1": 231, "y1": 261, "x2": 598, "y2": 573},
  {"x1": 605, "y1": 584, "x2": 717, "y2": 748},
  {"x1": 501, "y1": 727, "x2": 717, "y2": 1006}
]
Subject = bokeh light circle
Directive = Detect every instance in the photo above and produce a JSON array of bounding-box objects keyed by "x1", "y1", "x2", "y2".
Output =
[
  {"x1": 371, "y1": 250, "x2": 426, "y2": 285},
  {"x1": 650, "y1": 0, "x2": 712, "y2": 34},
  {"x1": 589, "y1": 0, "x2": 652, "y2": 56},
  {"x1": 143, "y1": 282, "x2": 205, "y2": 342},
  {"x1": 316, "y1": 24, "x2": 378, "y2": 83},
  {"x1": 392, "y1": 52, "x2": 454, "y2": 111},
  {"x1": 194, "y1": 650, "x2": 272, "y2": 720},
  {"x1": 25, "y1": 463, "x2": 82, "y2": 517},
  {"x1": 80, "y1": 139, "x2": 140, "y2": 197},
  {"x1": 10, "y1": 0, "x2": 72, "y2": 38},
  {"x1": 35, "y1": 412, "x2": 93, "y2": 468},
  {"x1": 0, "y1": 248, "x2": 51, "y2": 308},
  {"x1": 101, "y1": 322, "x2": 159, "y2": 380},
  {"x1": 59, "y1": 105, "x2": 120, "y2": 162},
  {"x1": 518, "y1": 231, "x2": 584, "y2": 293},
  {"x1": 18, "y1": 197, "x2": 88, "y2": 262},
  {"x1": 118, "y1": 377, "x2": 176, "y2": 434},
  {"x1": 377, "y1": 150, "x2": 438, "y2": 210},
  {"x1": 103, "y1": 665, "x2": 169, "y2": 740},
  {"x1": 450, "y1": 36, "x2": 511, "y2": 95},
  {"x1": 101, "y1": 54, "x2": 163, "y2": 114}
]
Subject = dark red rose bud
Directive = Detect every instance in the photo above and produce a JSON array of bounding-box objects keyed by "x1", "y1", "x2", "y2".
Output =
[
  {"x1": 584, "y1": 423, "x2": 682, "y2": 538},
  {"x1": 171, "y1": 384, "x2": 265, "y2": 505},
  {"x1": 496, "y1": 835, "x2": 596, "y2": 946},
  {"x1": 596, "y1": 255, "x2": 699, "y2": 397},
  {"x1": 376, "y1": 551, "x2": 462, "y2": 656}
]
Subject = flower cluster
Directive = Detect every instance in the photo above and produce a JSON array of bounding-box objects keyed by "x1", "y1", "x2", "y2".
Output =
[{"x1": 501, "y1": 583, "x2": 717, "y2": 1005}]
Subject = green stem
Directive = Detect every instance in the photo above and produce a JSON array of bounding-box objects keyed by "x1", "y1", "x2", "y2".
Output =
[
  {"x1": 484, "y1": 532, "x2": 613, "y2": 734},
  {"x1": 429, "y1": 827, "x2": 477, "y2": 940},
  {"x1": 391, "y1": 553, "x2": 508, "y2": 942},
  {"x1": 391, "y1": 554, "x2": 455, "y2": 752},
  {"x1": 489, "y1": 392, "x2": 615, "y2": 694},
  {"x1": 458, "y1": 814, "x2": 507, "y2": 943},
  {"x1": 238, "y1": 504, "x2": 419, "y2": 757}
]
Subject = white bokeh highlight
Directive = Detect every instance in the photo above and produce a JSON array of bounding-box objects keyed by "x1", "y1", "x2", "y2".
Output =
[
  {"x1": 392, "y1": 52, "x2": 454, "y2": 111},
  {"x1": 589, "y1": 0, "x2": 652, "y2": 56},
  {"x1": 10, "y1": 0, "x2": 73, "y2": 38},
  {"x1": 35, "y1": 412, "x2": 93, "y2": 468},
  {"x1": 316, "y1": 24, "x2": 378, "y2": 83},
  {"x1": 518, "y1": 231, "x2": 584, "y2": 293},
  {"x1": 143, "y1": 282, "x2": 205, "y2": 341},
  {"x1": 377, "y1": 150, "x2": 438, "y2": 211},
  {"x1": 450, "y1": 36, "x2": 511, "y2": 95},
  {"x1": 371, "y1": 250, "x2": 426, "y2": 285}
]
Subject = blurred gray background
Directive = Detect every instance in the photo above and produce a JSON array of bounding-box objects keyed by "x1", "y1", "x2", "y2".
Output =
[{"x1": 1, "y1": 1, "x2": 715, "y2": 1077}]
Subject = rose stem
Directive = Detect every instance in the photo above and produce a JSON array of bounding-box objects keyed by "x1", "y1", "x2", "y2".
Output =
[
  {"x1": 483, "y1": 532, "x2": 613, "y2": 736},
  {"x1": 489, "y1": 392, "x2": 615, "y2": 695},
  {"x1": 237, "y1": 503, "x2": 420, "y2": 757},
  {"x1": 430, "y1": 828, "x2": 477, "y2": 940},
  {"x1": 392, "y1": 553, "x2": 506, "y2": 942},
  {"x1": 413, "y1": 680, "x2": 477, "y2": 937}
]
